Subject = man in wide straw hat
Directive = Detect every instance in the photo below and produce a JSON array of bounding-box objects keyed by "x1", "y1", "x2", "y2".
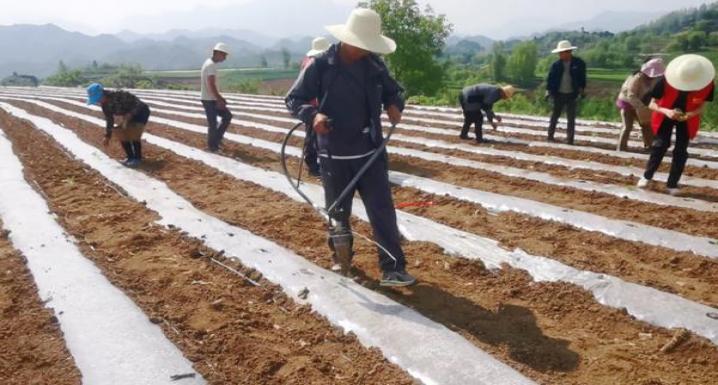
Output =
[
  {"x1": 637, "y1": 54, "x2": 715, "y2": 196},
  {"x1": 286, "y1": 8, "x2": 416, "y2": 287},
  {"x1": 458, "y1": 83, "x2": 515, "y2": 143},
  {"x1": 545, "y1": 40, "x2": 587, "y2": 145},
  {"x1": 200, "y1": 42, "x2": 232, "y2": 152}
]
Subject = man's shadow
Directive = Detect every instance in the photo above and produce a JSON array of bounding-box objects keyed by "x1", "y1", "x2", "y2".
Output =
[{"x1": 353, "y1": 270, "x2": 580, "y2": 373}]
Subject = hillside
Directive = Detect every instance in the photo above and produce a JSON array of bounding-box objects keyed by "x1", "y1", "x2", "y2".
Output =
[{"x1": 0, "y1": 24, "x2": 311, "y2": 77}]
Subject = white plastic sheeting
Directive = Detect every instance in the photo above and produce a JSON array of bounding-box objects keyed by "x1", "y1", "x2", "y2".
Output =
[
  {"x1": 5, "y1": 102, "x2": 718, "y2": 347},
  {"x1": 9, "y1": 88, "x2": 718, "y2": 165},
  {"x1": 24, "y1": 86, "x2": 718, "y2": 140},
  {"x1": 9, "y1": 96, "x2": 718, "y2": 259},
  {"x1": 0, "y1": 101, "x2": 537, "y2": 385},
  {"x1": 0, "y1": 130, "x2": 204, "y2": 385}
]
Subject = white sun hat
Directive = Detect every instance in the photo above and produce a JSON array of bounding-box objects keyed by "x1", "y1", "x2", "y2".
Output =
[
  {"x1": 306, "y1": 37, "x2": 331, "y2": 56},
  {"x1": 551, "y1": 40, "x2": 578, "y2": 53},
  {"x1": 213, "y1": 42, "x2": 230, "y2": 55},
  {"x1": 325, "y1": 8, "x2": 396, "y2": 55},
  {"x1": 665, "y1": 54, "x2": 716, "y2": 91}
]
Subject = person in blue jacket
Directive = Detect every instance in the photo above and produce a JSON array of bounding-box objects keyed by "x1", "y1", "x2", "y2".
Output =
[{"x1": 285, "y1": 8, "x2": 415, "y2": 287}]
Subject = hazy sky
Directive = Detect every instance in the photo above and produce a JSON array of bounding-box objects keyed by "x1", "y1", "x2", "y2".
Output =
[{"x1": 1, "y1": 0, "x2": 712, "y2": 38}]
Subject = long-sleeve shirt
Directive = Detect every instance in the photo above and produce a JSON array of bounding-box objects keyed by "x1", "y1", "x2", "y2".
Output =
[
  {"x1": 460, "y1": 84, "x2": 502, "y2": 121},
  {"x1": 101, "y1": 90, "x2": 150, "y2": 138},
  {"x1": 546, "y1": 57, "x2": 586, "y2": 97},
  {"x1": 285, "y1": 43, "x2": 405, "y2": 157},
  {"x1": 617, "y1": 72, "x2": 661, "y2": 122}
]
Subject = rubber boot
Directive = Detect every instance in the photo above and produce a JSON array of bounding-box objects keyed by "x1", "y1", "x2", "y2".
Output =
[{"x1": 120, "y1": 141, "x2": 133, "y2": 164}]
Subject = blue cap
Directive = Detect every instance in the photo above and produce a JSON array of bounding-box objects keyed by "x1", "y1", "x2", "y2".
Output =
[{"x1": 86, "y1": 82, "x2": 104, "y2": 105}]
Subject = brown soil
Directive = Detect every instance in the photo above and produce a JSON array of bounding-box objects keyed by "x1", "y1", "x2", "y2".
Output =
[
  {"x1": 142, "y1": 100, "x2": 718, "y2": 195},
  {"x1": 6, "y1": 99, "x2": 718, "y2": 385},
  {"x1": 0, "y1": 220, "x2": 82, "y2": 385},
  {"x1": 0, "y1": 109, "x2": 415, "y2": 385},
  {"x1": 34, "y1": 99, "x2": 718, "y2": 307}
]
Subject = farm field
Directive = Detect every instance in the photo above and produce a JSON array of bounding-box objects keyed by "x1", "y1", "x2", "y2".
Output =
[{"x1": 1, "y1": 86, "x2": 717, "y2": 385}]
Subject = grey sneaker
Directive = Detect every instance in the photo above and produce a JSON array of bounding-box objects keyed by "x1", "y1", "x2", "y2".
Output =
[{"x1": 380, "y1": 270, "x2": 417, "y2": 287}]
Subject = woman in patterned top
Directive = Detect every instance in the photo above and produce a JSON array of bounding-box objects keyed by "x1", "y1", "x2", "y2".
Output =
[{"x1": 86, "y1": 83, "x2": 151, "y2": 167}]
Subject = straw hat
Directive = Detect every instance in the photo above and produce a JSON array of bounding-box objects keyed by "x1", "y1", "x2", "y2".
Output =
[
  {"x1": 501, "y1": 85, "x2": 516, "y2": 99},
  {"x1": 665, "y1": 54, "x2": 715, "y2": 91},
  {"x1": 551, "y1": 40, "x2": 577, "y2": 54},
  {"x1": 640, "y1": 58, "x2": 666, "y2": 78},
  {"x1": 325, "y1": 8, "x2": 396, "y2": 55},
  {"x1": 306, "y1": 37, "x2": 331, "y2": 56},
  {"x1": 213, "y1": 42, "x2": 230, "y2": 55}
]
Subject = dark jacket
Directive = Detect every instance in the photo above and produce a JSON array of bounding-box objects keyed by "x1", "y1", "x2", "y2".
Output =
[
  {"x1": 546, "y1": 56, "x2": 587, "y2": 97},
  {"x1": 285, "y1": 43, "x2": 405, "y2": 156},
  {"x1": 460, "y1": 84, "x2": 502, "y2": 121},
  {"x1": 101, "y1": 90, "x2": 150, "y2": 138}
]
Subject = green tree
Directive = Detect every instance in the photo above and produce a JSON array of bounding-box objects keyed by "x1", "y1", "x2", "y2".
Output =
[
  {"x1": 359, "y1": 0, "x2": 453, "y2": 96},
  {"x1": 101, "y1": 64, "x2": 152, "y2": 88},
  {"x1": 281, "y1": 47, "x2": 291, "y2": 69},
  {"x1": 260, "y1": 55, "x2": 268, "y2": 68},
  {"x1": 506, "y1": 41, "x2": 538, "y2": 86},
  {"x1": 490, "y1": 42, "x2": 507, "y2": 82},
  {"x1": 44, "y1": 61, "x2": 85, "y2": 87}
]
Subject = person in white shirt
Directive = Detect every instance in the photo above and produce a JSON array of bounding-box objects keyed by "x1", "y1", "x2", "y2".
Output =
[{"x1": 201, "y1": 42, "x2": 232, "y2": 152}]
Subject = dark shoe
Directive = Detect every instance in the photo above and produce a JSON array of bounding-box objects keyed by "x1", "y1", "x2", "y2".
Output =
[
  {"x1": 125, "y1": 158, "x2": 141, "y2": 168},
  {"x1": 459, "y1": 134, "x2": 470, "y2": 140},
  {"x1": 547, "y1": 136, "x2": 556, "y2": 143},
  {"x1": 380, "y1": 270, "x2": 417, "y2": 287},
  {"x1": 475, "y1": 138, "x2": 485, "y2": 144},
  {"x1": 307, "y1": 165, "x2": 321, "y2": 177},
  {"x1": 207, "y1": 147, "x2": 219, "y2": 153}
]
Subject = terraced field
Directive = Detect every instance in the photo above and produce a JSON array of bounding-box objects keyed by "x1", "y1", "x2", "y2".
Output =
[{"x1": 1, "y1": 86, "x2": 717, "y2": 385}]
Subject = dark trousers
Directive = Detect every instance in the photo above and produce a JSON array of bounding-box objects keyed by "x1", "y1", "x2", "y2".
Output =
[
  {"x1": 201, "y1": 100, "x2": 233, "y2": 150},
  {"x1": 120, "y1": 141, "x2": 142, "y2": 160},
  {"x1": 549, "y1": 93, "x2": 578, "y2": 144},
  {"x1": 460, "y1": 110, "x2": 484, "y2": 141},
  {"x1": 303, "y1": 128, "x2": 319, "y2": 172},
  {"x1": 643, "y1": 121, "x2": 689, "y2": 188},
  {"x1": 319, "y1": 153, "x2": 406, "y2": 272},
  {"x1": 459, "y1": 94, "x2": 484, "y2": 141}
]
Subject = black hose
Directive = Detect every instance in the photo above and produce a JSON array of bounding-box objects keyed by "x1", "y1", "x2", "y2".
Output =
[
  {"x1": 325, "y1": 124, "x2": 397, "y2": 216},
  {"x1": 280, "y1": 121, "x2": 317, "y2": 209},
  {"x1": 280, "y1": 122, "x2": 398, "y2": 218}
]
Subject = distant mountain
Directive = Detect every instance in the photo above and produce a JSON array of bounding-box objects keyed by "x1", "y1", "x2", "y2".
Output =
[
  {"x1": 0, "y1": 24, "x2": 309, "y2": 78},
  {"x1": 497, "y1": 10, "x2": 664, "y2": 41},
  {"x1": 116, "y1": 28, "x2": 279, "y2": 48},
  {"x1": 446, "y1": 34, "x2": 494, "y2": 50},
  {"x1": 0, "y1": 24, "x2": 128, "y2": 77},
  {"x1": 557, "y1": 11, "x2": 664, "y2": 33}
]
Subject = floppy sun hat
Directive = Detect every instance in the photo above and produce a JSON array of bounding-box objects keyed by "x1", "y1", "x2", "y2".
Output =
[
  {"x1": 86, "y1": 82, "x2": 104, "y2": 105},
  {"x1": 306, "y1": 37, "x2": 331, "y2": 56},
  {"x1": 325, "y1": 8, "x2": 396, "y2": 55},
  {"x1": 665, "y1": 54, "x2": 715, "y2": 91},
  {"x1": 640, "y1": 58, "x2": 666, "y2": 78},
  {"x1": 551, "y1": 40, "x2": 577, "y2": 54}
]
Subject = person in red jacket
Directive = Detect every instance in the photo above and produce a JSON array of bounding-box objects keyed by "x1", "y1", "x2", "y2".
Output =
[{"x1": 637, "y1": 54, "x2": 715, "y2": 196}]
